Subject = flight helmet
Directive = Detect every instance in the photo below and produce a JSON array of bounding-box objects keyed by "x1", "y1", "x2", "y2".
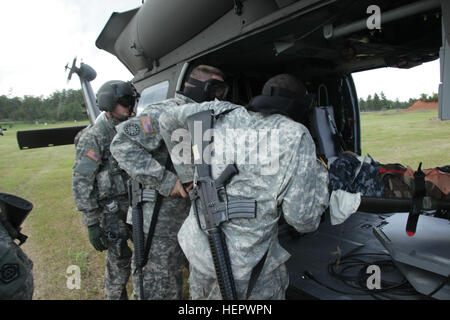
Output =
[{"x1": 97, "y1": 80, "x2": 136, "y2": 112}]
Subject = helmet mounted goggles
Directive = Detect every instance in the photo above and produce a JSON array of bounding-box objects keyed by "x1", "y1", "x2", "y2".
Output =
[{"x1": 183, "y1": 77, "x2": 229, "y2": 103}]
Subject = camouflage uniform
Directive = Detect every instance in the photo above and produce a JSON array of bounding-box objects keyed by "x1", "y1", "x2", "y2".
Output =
[
  {"x1": 0, "y1": 220, "x2": 34, "y2": 300},
  {"x1": 72, "y1": 113, "x2": 132, "y2": 300},
  {"x1": 110, "y1": 93, "x2": 193, "y2": 299},
  {"x1": 159, "y1": 100, "x2": 330, "y2": 300}
]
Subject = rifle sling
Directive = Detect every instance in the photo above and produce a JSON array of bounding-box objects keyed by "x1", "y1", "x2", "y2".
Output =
[
  {"x1": 142, "y1": 156, "x2": 172, "y2": 266},
  {"x1": 246, "y1": 249, "x2": 268, "y2": 299}
]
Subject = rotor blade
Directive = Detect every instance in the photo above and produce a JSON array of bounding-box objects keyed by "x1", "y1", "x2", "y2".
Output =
[
  {"x1": 66, "y1": 57, "x2": 78, "y2": 82},
  {"x1": 17, "y1": 126, "x2": 86, "y2": 149}
]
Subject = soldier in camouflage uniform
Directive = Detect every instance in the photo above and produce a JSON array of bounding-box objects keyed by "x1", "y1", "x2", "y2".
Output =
[
  {"x1": 72, "y1": 80, "x2": 136, "y2": 300},
  {"x1": 110, "y1": 65, "x2": 229, "y2": 299},
  {"x1": 0, "y1": 193, "x2": 34, "y2": 300},
  {"x1": 159, "y1": 74, "x2": 330, "y2": 299}
]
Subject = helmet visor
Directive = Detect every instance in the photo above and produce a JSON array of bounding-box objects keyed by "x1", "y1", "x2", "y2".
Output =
[
  {"x1": 113, "y1": 82, "x2": 134, "y2": 98},
  {"x1": 117, "y1": 95, "x2": 135, "y2": 108}
]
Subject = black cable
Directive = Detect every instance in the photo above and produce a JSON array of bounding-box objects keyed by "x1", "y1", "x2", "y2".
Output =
[
  {"x1": 303, "y1": 252, "x2": 424, "y2": 299},
  {"x1": 330, "y1": 253, "x2": 418, "y2": 296},
  {"x1": 305, "y1": 270, "x2": 367, "y2": 296}
]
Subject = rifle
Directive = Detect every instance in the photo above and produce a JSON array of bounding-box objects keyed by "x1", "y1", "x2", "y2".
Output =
[
  {"x1": 187, "y1": 110, "x2": 256, "y2": 300},
  {"x1": 129, "y1": 179, "x2": 146, "y2": 299},
  {"x1": 128, "y1": 179, "x2": 159, "y2": 300},
  {"x1": 102, "y1": 200, "x2": 123, "y2": 254}
]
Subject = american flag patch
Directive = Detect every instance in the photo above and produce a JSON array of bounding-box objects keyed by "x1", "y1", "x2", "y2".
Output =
[
  {"x1": 140, "y1": 116, "x2": 154, "y2": 133},
  {"x1": 86, "y1": 149, "x2": 100, "y2": 162}
]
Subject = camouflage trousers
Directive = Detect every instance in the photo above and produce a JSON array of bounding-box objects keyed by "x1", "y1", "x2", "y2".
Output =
[
  {"x1": 188, "y1": 263, "x2": 289, "y2": 300},
  {"x1": 101, "y1": 216, "x2": 132, "y2": 300},
  {"x1": 131, "y1": 235, "x2": 185, "y2": 300}
]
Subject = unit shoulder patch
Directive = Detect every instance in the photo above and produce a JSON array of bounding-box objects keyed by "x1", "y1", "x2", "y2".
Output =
[
  {"x1": 140, "y1": 116, "x2": 154, "y2": 133},
  {"x1": 86, "y1": 149, "x2": 100, "y2": 163},
  {"x1": 124, "y1": 123, "x2": 141, "y2": 136}
]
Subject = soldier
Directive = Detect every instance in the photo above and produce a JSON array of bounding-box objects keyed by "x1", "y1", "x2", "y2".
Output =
[
  {"x1": 0, "y1": 193, "x2": 34, "y2": 300},
  {"x1": 110, "y1": 65, "x2": 229, "y2": 299},
  {"x1": 159, "y1": 74, "x2": 330, "y2": 299},
  {"x1": 72, "y1": 80, "x2": 136, "y2": 300}
]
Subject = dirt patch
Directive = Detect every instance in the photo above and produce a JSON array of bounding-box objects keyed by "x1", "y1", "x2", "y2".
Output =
[{"x1": 404, "y1": 100, "x2": 438, "y2": 111}]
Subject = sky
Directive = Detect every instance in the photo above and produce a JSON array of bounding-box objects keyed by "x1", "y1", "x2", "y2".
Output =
[
  {"x1": 0, "y1": 0, "x2": 141, "y2": 98},
  {"x1": 0, "y1": 1, "x2": 442, "y2": 102},
  {"x1": 353, "y1": 59, "x2": 441, "y2": 102}
]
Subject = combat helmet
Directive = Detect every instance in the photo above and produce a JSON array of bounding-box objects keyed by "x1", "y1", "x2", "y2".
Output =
[{"x1": 97, "y1": 80, "x2": 136, "y2": 112}]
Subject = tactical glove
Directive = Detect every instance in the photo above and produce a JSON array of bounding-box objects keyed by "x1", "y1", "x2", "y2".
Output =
[{"x1": 87, "y1": 224, "x2": 107, "y2": 251}]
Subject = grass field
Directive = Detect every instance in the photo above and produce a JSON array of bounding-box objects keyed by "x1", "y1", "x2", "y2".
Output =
[
  {"x1": 0, "y1": 109, "x2": 448, "y2": 300},
  {"x1": 0, "y1": 121, "x2": 108, "y2": 300},
  {"x1": 360, "y1": 109, "x2": 450, "y2": 169}
]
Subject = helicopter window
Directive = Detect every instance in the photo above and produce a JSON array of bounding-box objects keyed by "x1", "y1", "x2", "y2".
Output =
[{"x1": 136, "y1": 81, "x2": 169, "y2": 115}]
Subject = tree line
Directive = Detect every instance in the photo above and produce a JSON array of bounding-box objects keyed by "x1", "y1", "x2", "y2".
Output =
[
  {"x1": 0, "y1": 89, "x2": 440, "y2": 123},
  {"x1": 359, "y1": 92, "x2": 439, "y2": 112},
  {"x1": 0, "y1": 89, "x2": 87, "y2": 123}
]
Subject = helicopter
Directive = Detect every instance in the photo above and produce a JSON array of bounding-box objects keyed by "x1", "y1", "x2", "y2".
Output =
[{"x1": 16, "y1": 0, "x2": 450, "y2": 299}]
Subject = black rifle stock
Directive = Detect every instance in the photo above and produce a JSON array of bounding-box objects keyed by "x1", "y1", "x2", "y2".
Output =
[{"x1": 187, "y1": 110, "x2": 238, "y2": 300}]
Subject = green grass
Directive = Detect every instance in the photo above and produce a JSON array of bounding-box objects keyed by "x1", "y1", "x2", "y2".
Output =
[
  {"x1": 0, "y1": 121, "x2": 108, "y2": 300},
  {"x1": 360, "y1": 109, "x2": 450, "y2": 169},
  {"x1": 0, "y1": 111, "x2": 448, "y2": 299}
]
